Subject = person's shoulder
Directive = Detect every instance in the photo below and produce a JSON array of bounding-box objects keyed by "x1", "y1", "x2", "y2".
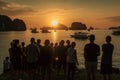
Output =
[
  {"x1": 94, "y1": 43, "x2": 99, "y2": 47},
  {"x1": 26, "y1": 44, "x2": 31, "y2": 47},
  {"x1": 40, "y1": 45, "x2": 42, "y2": 47},
  {"x1": 3, "y1": 60, "x2": 6, "y2": 63},
  {"x1": 102, "y1": 43, "x2": 106, "y2": 46},
  {"x1": 103, "y1": 43, "x2": 114, "y2": 47},
  {"x1": 48, "y1": 45, "x2": 52, "y2": 49},
  {"x1": 42, "y1": 45, "x2": 48, "y2": 49},
  {"x1": 68, "y1": 47, "x2": 72, "y2": 51},
  {"x1": 74, "y1": 49, "x2": 76, "y2": 52},
  {"x1": 85, "y1": 43, "x2": 90, "y2": 46},
  {"x1": 109, "y1": 43, "x2": 114, "y2": 48},
  {"x1": 41, "y1": 46, "x2": 44, "y2": 48},
  {"x1": 110, "y1": 43, "x2": 114, "y2": 46}
]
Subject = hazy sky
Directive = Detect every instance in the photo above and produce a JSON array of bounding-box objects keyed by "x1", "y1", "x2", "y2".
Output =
[{"x1": 0, "y1": 0, "x2": 120, "y2": 28}]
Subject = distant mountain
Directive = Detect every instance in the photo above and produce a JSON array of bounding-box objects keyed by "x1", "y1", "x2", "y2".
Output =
[
  {"x1": 69, "y1": 22, "x2": 87, "y2": 30},
  {"x1": 0, "y1": 15, "x2": 26, "y2": 31}
]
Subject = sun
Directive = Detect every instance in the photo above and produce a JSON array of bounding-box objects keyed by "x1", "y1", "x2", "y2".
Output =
[{"x1": 52, "y1": 20, "x2": 58, "y2": 26}]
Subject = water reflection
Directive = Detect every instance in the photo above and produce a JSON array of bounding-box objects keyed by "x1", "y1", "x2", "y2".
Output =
[{"x1": 52, "y1": 30, "x2": 57, "y2": 43}]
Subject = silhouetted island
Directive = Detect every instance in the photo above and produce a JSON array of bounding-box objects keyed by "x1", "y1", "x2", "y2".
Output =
[
  {"x1": 56, "y1": 23, "x2": 68, "y2": 30},
  {"x1": 69, "y1": 22, "x2": 87, "y2": 30},
  {"x1": 109, "y1": 26, "x2": 120, "y2": 30},
  {"x1": 89, "y1": 26, "x2": 94, "y2": 30},
  {"x1": 13, "y1": 19, "x2": 26, "y2": 31},
  {"x1": 0, "y1": 15, "x2": 26, "y2": 31},
  {"x1": 40, "y1": 22, "x2": 88, "y2": 30}
]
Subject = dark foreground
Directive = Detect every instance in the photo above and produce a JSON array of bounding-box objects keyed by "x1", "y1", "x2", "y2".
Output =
[{"x1": 0, "y1": 69, "x2": 120, "y2": 80}]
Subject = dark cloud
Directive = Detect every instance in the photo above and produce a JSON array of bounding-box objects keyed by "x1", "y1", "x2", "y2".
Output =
[
  {"x1": 105, "y1": 16, "x2": 120, "y2": 22},
  {"x1": 0, "y1": 0, "x2": 35, "y2": 16}
]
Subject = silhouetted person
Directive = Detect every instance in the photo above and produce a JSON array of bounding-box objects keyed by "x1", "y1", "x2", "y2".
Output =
[
  {"x1": 54, "y1": 42, "x2": 58, "y2": 60},
  {"x1": 57, "y1": 40, "x2": 67, "y2": 75},
  {"x1": 66, "y1": 42, "x2": 79, "y2": 80},
  {"x1": 36, "y1": 39, "x2": 42, "y2": 53},
  {"x1": 52, "y1": 42, "x2": 58, "y2": 69},
  {"x1": 54, "y1": 42, "x2": 58, "y2": 59},
  {"x1": 40, "y1": 39, "x2": 53, "y2": 80},
  {"x1": 50, "y1": 42, "x2": 56, "y2": 70},
  {"x1": 84, "y1": 35, "x2": 100, "y2": 80},
  {"x1": 11, "y1": 39, "x2": 22, "y2": 79},
  {"x1": 21, "y1": 42, "x2": 26, "y2": 72},
  {"x1": 26, "y1": 38, "x2": 39, "y2": 80},
  {"x1": 66, "y1": 40, "x2": 71, "y2": 49},
  {"x1": 21, "y1": 42, "x2": 26, "y2": 54},
  {"x1": 3, "y1": 57, "x2": 10, "y2": 73},
  {"x1": 36, "y1": 39, "x2": 42, "y2": 75},
  {"x1": 8, "y1": 42, "x2": 13, "y2": 70},
  {"x1": 101, "y1": 36, "x2": 114, "y2": 80},
  {"x1": 50, "y1": 42, "x2": 54, "y2": 48}
]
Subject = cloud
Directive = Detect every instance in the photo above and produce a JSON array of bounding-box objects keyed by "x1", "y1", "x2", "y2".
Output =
[
  {"x1": 38, "y1": 7, "x2": 84, "y2": 16},
  {"x1": 0, "y1": 0, "x2": 35, "y2": 16},
  {"x1": 105, "y1": 16, "x2": 120, "y2": 22}
]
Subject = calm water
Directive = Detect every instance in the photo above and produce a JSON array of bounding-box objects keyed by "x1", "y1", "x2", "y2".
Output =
[{"x1": 0, "y1": 30, "x2": 120, "y2": 74}]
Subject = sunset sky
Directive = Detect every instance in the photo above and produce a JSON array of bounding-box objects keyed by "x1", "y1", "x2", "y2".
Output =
[{"x1": 0, "y1": 0, "x2": 120, "y2": 29}]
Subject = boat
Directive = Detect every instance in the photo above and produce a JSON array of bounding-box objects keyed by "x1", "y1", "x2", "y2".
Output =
[
  {"x1": 41, "y1": 28, "x2": 51, "y2": 33},
  {"x1": 112, "y1": 30, "x2": 120, "y2": 35},
  {"x1": 70, "y1": 32, "x2": 88, "y2": 40},
  {"x1": 65, "y1": 28, "x2": 69, "y2": 31},
  {"x1": 31, "y1": 28, "x2": 39, "y2": 33}
]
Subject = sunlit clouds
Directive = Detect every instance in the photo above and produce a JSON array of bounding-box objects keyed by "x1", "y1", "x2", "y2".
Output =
[
  {"x1": 105, "y1": 16, "x2": 120, "y2": 22},
  {"x1": 1, "y1": 0, "x2": 120, "y2": 28},
  {"x1": 0, "y1": 0, "x2": 35, "y2": 16}
]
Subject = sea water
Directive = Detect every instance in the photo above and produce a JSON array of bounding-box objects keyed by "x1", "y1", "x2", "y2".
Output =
[{"x1": 0, "y1": 30, "x2": 120, "y2": 74}]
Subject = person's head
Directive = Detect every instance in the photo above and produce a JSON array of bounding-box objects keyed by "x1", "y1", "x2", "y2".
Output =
[
  {"x1": 66, "y1": 40, "x2": 70, "y2": 45},
  {"x1": 89, "y1": 35, "x2": 95, "y2": 42},
  {"x1": 106, "y1": 35, "x2": 111, "y2": 43},
  {"x1": 10, "y1": 42, "x2": 13, "y2": 47},
  {"x1": 50, "y1": 42, "x2": 54, "y2": 47},
  {"x1": 21, "y1": 42, "x2": 25, "y2": 47},
  {"x1": 30, "y1": 37, "x2": 35, "y2": 44},
  {"x1": 13, "y1": 39, "x2": 19, "y2": 46},
  {"x1": 37, "y1": 39, "x2": 41, "y2": 44},
  {"x1": 55, "y1": 42, "x2": 58, "y2": 47},
  {"x1": 5, "y1": 57, "x2": 9, "y2": 60},
  {"x1": 60, "y1": 40, "x2": 65, "y2": 45},
  {"x1": 44, "y1": 39, "x2": 50, "y2": 46},
  {"x1": 71, "y1": 42, "x2": 76, "y2": 48}
]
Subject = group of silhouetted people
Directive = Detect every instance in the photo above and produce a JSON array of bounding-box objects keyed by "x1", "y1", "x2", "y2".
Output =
[
  {"x1": 3, "y1": 34, "x2": 114, "y2": 80},
  {"x1": 84, "y1": 35, "x2": 114, "y2": 80}
]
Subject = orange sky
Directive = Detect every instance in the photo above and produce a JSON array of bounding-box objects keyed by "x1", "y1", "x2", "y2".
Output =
[{"x1": 0, "y1": 0, "x2": 120, "y2": 29}]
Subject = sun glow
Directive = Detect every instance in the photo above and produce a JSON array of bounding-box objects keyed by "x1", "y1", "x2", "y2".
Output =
[{"x1": 52, "y1": 20, "x2": 58, "y2": 26}]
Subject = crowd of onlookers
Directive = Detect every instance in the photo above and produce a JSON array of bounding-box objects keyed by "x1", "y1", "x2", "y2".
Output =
[{"x1": 3, "y1": 34, "x2": 114, "y2": 80}]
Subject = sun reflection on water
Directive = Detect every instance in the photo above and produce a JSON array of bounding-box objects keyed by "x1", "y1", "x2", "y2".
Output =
[{"x1": 52, "y1": 31, "x2": 57, "y2": 43}]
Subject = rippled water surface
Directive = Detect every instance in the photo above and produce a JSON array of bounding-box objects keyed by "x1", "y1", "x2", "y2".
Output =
[{"x1": 0, "y1": 30, "x2": 120, "y2": 74}]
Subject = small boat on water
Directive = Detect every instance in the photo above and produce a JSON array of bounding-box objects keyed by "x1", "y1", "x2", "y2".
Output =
[
  {"x1": 70, "y1": 32, "x2": 88, "y2": 40},
  {"x1": 31, "y1": 28, "x2": 39, "y2": 33},
  {"x1": 41, "y1": 29, "x2": 51, "y2": 33},
  {"x1": 112, "y1": 30, "x2": 120, "y2": 35}
]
